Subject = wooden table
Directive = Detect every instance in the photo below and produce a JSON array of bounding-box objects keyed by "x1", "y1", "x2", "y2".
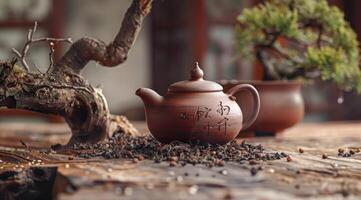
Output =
[{"x1": 0, "y1": 121, "x2": 361, "y2": 199}]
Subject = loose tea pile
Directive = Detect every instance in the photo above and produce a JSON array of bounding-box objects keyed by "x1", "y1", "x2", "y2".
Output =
[
  {"x1": 338, "y1": 148, "x2": 361, "y2": 157},
  {"x1": 68, "y1": 133, "x2": 288, "y2": 168}
]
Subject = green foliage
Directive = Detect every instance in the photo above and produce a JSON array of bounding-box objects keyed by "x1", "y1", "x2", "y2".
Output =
[{"x1": 236, "y1": 0, "x2": 361, "y2": 92}]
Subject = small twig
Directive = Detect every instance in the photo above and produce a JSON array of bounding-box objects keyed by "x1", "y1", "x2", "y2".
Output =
[
  {"x1": 33, "y1": 38, "x2": 73, "y2": 43},
  {"x1": 11, "y1": 48, "x2": 28, "y2": 71},
  {"x1": 11, "y1": 22, "x2": 38, "y2": 71},
  {"x1": 20, "y1": 140, "x2": 27, "y2": 147},
  {"x1": 11, "y1": 21, "x2": 72, "y2": 72},
  {"x1": 47, "y1": 42, "x2": 55, "y2": 74},
  {"x1": 20, "y1": 140, "x2": 29, "y2": 150},
  {"x1": 317, "y1": 26, "x2": 323, "y2": 48}
]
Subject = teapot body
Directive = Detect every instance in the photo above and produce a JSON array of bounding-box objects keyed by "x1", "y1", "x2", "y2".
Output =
[
  {"x1": 144, "y1": 91, "x2": 243, "y2": 144},
  {"x1": 137, "y1": 62, "x2": 260, "y2": 145}
]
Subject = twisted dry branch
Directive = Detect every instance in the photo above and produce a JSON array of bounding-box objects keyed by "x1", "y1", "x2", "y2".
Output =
[{"x1": 0, "y1": 0, "x2": 153, "y2": 145}]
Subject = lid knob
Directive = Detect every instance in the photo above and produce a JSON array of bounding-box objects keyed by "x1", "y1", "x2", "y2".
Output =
[{"x1": 190, "y1": 62, "x2": 204, "y2": 81}]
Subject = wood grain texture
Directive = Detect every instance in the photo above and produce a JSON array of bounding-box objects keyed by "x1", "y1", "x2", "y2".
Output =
[{"x1": 0, "y1": 121, "x2": 360, "y2": 199}]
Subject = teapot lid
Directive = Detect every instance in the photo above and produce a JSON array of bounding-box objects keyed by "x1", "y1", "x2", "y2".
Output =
[{"x1": 168, "y1": 62, "x2": 223, "y2": 92}]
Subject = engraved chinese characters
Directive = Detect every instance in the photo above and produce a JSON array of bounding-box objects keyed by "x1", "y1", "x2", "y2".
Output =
[
  {"x1": 216, "y1": 101, "x2": 230, "y2": 116},
  {"x1": 180, "y1": 101, "x2": 232, "y2": 136},
  {"x1": 196, "y1": 106, "x2": 212, "y2": 120}
]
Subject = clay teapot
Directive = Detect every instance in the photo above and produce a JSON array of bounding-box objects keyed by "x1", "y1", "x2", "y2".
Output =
[{"x1": 136, "y1": 63, "x2": 260, "y2": 144}]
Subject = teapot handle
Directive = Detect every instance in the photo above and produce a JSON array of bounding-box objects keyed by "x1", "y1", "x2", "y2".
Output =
[{"x1": 226, "y1": 84, "x2": 260, "y2": 130}]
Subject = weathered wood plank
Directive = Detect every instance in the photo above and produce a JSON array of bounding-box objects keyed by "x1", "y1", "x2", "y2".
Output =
[{"x1": 0, "y1": 121, "x2": 361, "y2": 199}]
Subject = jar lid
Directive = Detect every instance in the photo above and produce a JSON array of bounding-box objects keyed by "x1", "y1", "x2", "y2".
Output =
[{"x1": 168, "y1": 62, "x2": 223, "y2": 92}]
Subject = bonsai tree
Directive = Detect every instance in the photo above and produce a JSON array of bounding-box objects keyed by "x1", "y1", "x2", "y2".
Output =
[
  {"x1": 236, "y1": 0, "x2": 361, "y2": 92},
  {"x1": 0, "y1": 0, "x2": 153, "y2": 145}
]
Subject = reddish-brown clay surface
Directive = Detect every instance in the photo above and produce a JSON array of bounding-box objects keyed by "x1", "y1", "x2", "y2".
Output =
[
  {"x1": 137, "y1": 63, "x2": 260, "y2": 144},
  {"x1": 220, "y1": 80, "x2": 304, "y2": 134}
]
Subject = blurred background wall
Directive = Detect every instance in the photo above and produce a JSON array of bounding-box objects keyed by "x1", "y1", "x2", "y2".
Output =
[{"x1": 0, "y1": 0, "x2": 360, "y2": 122}]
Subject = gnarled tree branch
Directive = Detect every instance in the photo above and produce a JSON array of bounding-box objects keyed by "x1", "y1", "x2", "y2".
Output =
[
  {"x1": 57, "y1": 0, "x2": 153, "y2": 74},
  {"x1": 0, "y1": 0, "x2": 153, "y2": 146}
]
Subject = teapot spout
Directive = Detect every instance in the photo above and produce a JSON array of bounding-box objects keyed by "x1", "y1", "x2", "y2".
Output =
[{"x1": 136, "y1": 88, "x2": 163, "y2": 106}]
